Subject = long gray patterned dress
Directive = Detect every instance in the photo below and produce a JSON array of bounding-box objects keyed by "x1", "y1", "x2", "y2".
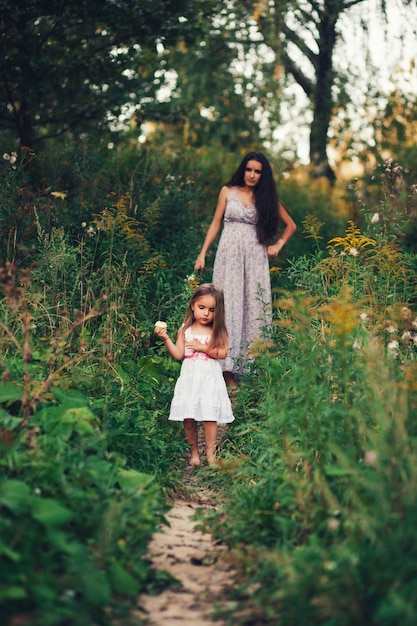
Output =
[{"x1": 212, "y1": 187, "x2": 272, "y2": 376}]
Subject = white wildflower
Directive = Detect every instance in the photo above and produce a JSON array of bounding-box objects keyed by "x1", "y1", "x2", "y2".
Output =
[
  {"x1": 401, "y1": 307, "x2": 411, "y2": 320},
  {"x1": 401, "y1": 331, "x2": 412, "y2": 342},
  {"x1": 386, "y1": 325, "x2": 396, "y2": 334},
  {"x1": 387, "y1": 340, "x2": 399, "y2": 352},
  {"x1": 364, "y1": 450, "x2": 378, "y2": 466},
  {"x1": 370, "y1": 212, "x2": 380, "y2": 223},
  {"x1": 412, "y1": 318, "x2": 417, "y2": 329},
  {"x1": 352, "y1": 338, "x2": 361, "y2": 350},
  {"x1": 327, "y1": 518, "x2": 340, "y2": 531},
  {"x1": 359, "y1": 312, "x2": 368, "y2": 321},
  {"x1": 349, "y1": 247, "x2": 358, "y2": 257}
]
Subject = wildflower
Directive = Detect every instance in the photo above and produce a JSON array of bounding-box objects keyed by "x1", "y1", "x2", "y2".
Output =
[
  {"x1": 185, "y1": 273, "x2": 199, "y2": 290},
  {"x1": 401, "y1": 331, "x2": 412, "y2": 342},
  {"x1": 387, "y1": 340, "x2": 399, "y2": 352},
  {"x1": 352, "y1": 338, "x2": 361, "y2": 350},
  {"x1": 327, "y1": 518, "x2": 340, "y2": 531},
  {"x1": 359, "y1": 312, "x2": 368, "y2": 321},
  {"x1": 349, "y1": 247, "x2": 358, "y2": 256},
  {"x1": 386, "y1": 325, "x2": 396, "y2": 334},
  {"x1": 401, "y1": 307, "x2": 411, "y2": 320},
  {"x1": 59, "y1": 589, "x2": 76, "y2": 602},
  {"x1": 370, "y1": 212, "x2": 380, "y2": 223},
  {"x1": 81, "y1": 222, "x2": 87, "y2": 228},
  {"x1": 86, "y1": 227, "x2": 95, "y2": 237},
  {"x1": 412, "y1": 318, "x2": 417, "y2": 329},
  {"x1": 364, "y1": 450, "x2": 378, "y2": 466},
  {"x1": 340, "y1": 250, "x2": 346, "y2": 257},
  {"x1": 3, "y1": 153, "x2": 10, "y2": 160}
]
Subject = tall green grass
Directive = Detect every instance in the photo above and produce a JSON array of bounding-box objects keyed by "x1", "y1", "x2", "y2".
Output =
[{"x1": 203, "y1": 172, "x2": 417, "y2": 625}]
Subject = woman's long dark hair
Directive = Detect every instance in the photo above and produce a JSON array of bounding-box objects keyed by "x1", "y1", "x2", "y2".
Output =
[{"x1": 227, "y1": 151, "x2": 280, "y2": 244}]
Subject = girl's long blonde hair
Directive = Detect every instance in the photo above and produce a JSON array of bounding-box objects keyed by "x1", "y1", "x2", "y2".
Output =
[{"x1": 183, "y1": 283, "x2": 228, "y2": 350}]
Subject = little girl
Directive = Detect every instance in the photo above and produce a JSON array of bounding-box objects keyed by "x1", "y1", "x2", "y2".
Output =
[{"x1": 154, "y1": 283, "x2": 234, "y2": 466}]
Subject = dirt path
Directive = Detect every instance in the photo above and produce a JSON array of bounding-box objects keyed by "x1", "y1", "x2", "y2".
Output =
[{"x1": 136, "y1": 428, "x2": 235, "y2": 626}]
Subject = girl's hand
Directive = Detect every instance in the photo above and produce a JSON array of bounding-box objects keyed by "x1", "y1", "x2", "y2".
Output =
[
  {"x1": 154, "y1": 322, "x2": 168, "y2": 340},
  {"x1": 186, "y1": 339, "x2": 206, "y2": 353}
]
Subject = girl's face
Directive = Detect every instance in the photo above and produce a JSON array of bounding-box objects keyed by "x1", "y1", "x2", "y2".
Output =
[
  {"x1": 244, "y1": 159, "x2": 263, "y2": 188},
  {"x1": 191, "y1": 294, "x2": 216, "y2": 326}
]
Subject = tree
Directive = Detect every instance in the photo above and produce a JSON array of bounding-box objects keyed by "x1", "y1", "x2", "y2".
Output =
[
  {"x1": 0, "y1": 0, "x2": 217, "y2": 148},
  {"x1": 226, "y1": 0, "x2": 416, "y2": 182}
]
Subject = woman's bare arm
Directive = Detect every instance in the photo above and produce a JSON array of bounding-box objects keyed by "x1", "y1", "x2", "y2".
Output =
[
  {"x1": 267, "y1": 201, "x2": 297, "y2": 259},
  {"x1": 194, "y1": 186, "x2": 230, "y2": 271}
]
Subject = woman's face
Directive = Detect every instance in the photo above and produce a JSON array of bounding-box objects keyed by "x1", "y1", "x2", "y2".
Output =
[{"x1": 244, "y1": 159, "x2": 263, "y2": 188}]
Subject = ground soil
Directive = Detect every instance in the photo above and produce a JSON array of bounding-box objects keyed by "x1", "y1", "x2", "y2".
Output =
[{"x1": 135, "y1": 425, "x2": 237, "y2": 626}]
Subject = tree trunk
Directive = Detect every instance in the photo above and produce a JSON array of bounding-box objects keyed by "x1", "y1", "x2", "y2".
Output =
[
  {"x1": 309, "y1": 3, "x2": 338, "y2": 183},
  {"x1": 15, "y1": 97, "x2": 34, "y2": 149}
]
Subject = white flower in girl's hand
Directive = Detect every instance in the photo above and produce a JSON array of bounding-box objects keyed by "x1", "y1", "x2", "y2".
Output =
[{"x1": 154, "y1": 321, "x2": 167, "y2": 331}]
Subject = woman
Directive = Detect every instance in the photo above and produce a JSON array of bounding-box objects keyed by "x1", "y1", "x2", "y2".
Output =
[{"x1": 194, "y1": 151, "x2": 296, "y2": 388}]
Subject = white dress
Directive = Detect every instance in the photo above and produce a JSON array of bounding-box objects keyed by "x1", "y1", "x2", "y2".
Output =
[{"x1": 168, "y1": 327, "x2": 235, "y2": 423}]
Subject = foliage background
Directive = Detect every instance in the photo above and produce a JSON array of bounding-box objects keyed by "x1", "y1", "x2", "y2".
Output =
[{"x1": 1, "y1": 1, "x2": 417, "y2": 624}]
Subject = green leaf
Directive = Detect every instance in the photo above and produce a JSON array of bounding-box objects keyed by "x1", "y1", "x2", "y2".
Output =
[
  {"x1": 60, "y1": 406, "x2": 96, "y2": 429},
  {"x1": 0, "y1": 586, "x2": 27, "y2": 601},
  {"x1": 32, "y1": 498, "x2": 74, "y2": 526},
  {"x1": 79, "y1": 565, "x2": 111, "y2": 606},
  {"x1": 0, "y1": 538, "x2": 20, "y2": 562},
  {"x1": 117, "y1": 468, "x2": 154, "y2": 492},
  {"x1": 324, "y1": 466, "x2": 353, "y2": 477},
  {"x1": 51, "y1": 388, "x2": 90, "y2": 407},
  {"x1": 0, "y1": 480, "x2": 31, "y2": 511},
  {"x1": 0, "y1": 382, "x2": 23, "y2": 403},
  {"x1": 109, "y1": 560, "x2": 140, "y2": 596},
  {"x1": 0, "y1": 410, "x2": 22, "y2": 429}
]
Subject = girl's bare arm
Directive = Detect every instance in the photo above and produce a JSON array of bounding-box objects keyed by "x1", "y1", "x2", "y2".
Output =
[
  {"x1": 186, "y1": 338, "x2": 228, "y2": 360},
  {"x1": 155, "y1": 326, "x2": 185, "y2": 360}
]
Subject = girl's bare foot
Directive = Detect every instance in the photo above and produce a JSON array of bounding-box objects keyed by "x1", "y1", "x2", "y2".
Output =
[
  {"x1": 207, "y1": 455, "x2": 218, "y2": 467},
  {"x1": 189, "y1": 455, "x2": 201, "y2": 466}
]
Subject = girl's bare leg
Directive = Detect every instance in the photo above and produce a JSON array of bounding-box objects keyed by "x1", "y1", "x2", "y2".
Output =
[
  {"x1": 223, "y1": 371, "x2": 237, "y2": 388},
  {"x1": 203, "y1": 421, "x2": 218, "y2": 465},
  {"x1": 183, "y1": 419, "x2": 200, "y2": 465}
]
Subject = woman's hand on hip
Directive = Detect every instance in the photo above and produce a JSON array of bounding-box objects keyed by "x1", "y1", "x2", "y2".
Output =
[{"x1": 268, "y1": 238, "x2": 285, "y2": 259}]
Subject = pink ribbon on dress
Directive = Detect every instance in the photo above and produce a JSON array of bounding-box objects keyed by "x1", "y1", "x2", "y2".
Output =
[{"x1": 184, "y1": 351, "x2": 214, "y2": 361}]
